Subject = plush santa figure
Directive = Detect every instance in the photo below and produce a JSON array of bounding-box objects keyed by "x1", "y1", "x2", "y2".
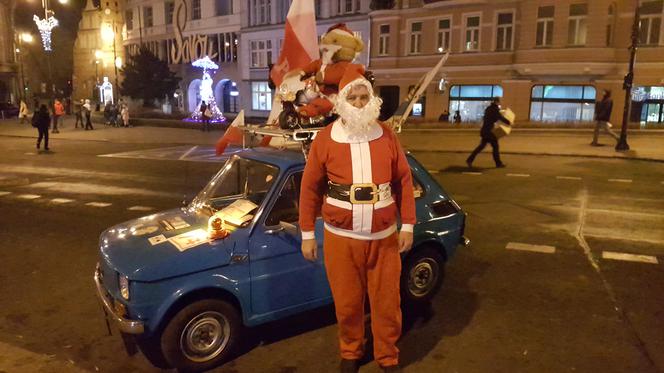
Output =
[
  {"x1": 299, "y1": 68, "x2": 416, "y2": 371},
  {"x1": 295, "y1": 23, "x2": 366, "y2": 119}
]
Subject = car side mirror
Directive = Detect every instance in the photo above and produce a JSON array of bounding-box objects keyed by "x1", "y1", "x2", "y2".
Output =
[{"x1": 265, "y1": 224, "x2": 285, "y2": 235}]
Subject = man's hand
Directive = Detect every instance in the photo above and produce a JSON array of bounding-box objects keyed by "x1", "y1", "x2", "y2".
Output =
[
  {"x1": 301, "y1": 239, "x2": 318, "y2": 261},
  {"x1": 398, "y1": 231, "x2": 413, "y2": 253}
]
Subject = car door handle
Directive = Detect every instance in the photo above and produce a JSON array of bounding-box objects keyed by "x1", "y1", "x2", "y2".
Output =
[{"x1": 265, "y1": 226, "x2": 285, "y2": 235}]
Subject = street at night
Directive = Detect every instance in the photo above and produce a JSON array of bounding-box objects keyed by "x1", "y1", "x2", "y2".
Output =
[{"x1": 0, "y1": 122, "x2": 662, "y2": 372}]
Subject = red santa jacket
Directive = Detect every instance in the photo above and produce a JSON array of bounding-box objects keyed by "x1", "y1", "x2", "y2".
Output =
[{"x1": 299, "y1": 120, "x2": 416, "y2": 240}]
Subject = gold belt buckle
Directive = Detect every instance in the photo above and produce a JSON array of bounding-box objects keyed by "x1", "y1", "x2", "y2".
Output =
[{"x1": 350, "y1": 183, "x2": 378, "y2": 204}]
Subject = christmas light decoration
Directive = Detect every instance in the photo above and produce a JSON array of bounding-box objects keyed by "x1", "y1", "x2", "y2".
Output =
[
  {"x1": 33, "y1": 14, "x2": 58, "y2": 51},
  {"x1": 187, "y1": 56, "x2": 226, "y2": 124}
]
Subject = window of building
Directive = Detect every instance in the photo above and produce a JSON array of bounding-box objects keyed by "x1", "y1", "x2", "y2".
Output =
[
  {"x1": 143, "y1": 6, "x2": 153, "y2": 28},
  {"x1": 530, "y1": 85, "x2": 596, "y2": 122},
  {"x1": 631, "y1": 86, "x2": 664, "y2": 124},
  {"x1": 250, "y1": 40, "x2": 273, "y2": 68},
  {"x1": 192, "y1": 0, "x2": 201, "y2": 20},
  {"x1": 464, "y1": 15, "x2": 481, "y2": 51},
  {"x1": 252, "y1": 82, "x2": 272, "y2": 111},
  {"x1": 125, "y1": 10, "x2": 133, "y2": 30},
  {"x1": 337, "y1": 0, "x2": 360, "y2": 14},
  {"x1": 606, "y1": 3, "x2": 616, "y2": 46},
  {"x1": 409, "y1": 22, "x2": 422, "y2": 54},
  {"x1": 165, "y1": 1, "x2": 174, "y2": 24},
  {"x1": 378, "y1": 24, "x2": 390, "y2": 55},
  {"x1": 251, "y1": 0, "x2": 272, "y2": 25},
  {"x1": 639, "y1": 0, "x2": 663, "y2": 45},
  {"x1": 567, "y1": 3, "x2": 588, "y2": 45},
  {"x1": 449, "y1": 85, "x2": 503, "y2": 123},
  {"x1": 496, "y1": 12, "x2": 514, "y2": 51},
  {"x1": 277, "y1": 0, "x2": 291, "y2": 22},
  {"x1": 216, "y1": 0, "x2": 233, "y2": 16},
  {"x1": 536, "y1": 6, "x2": 554, "y2": 47},
  {"x1": 437, "y1": 18, "x2": 451, "y2": 52},
  {"x1": 217, "y1": 32, "x2": 238, "y2": 62}
]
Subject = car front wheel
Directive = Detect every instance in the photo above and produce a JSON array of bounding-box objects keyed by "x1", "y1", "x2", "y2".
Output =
[
  {"x1": 161, "y1": 299, "x2": 242, "y2": 372},
  {"x1": 401, "y1": 246, "x2": 445, "y2": 304}
]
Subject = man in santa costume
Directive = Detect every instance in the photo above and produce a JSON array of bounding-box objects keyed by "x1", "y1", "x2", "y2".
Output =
[{"x1": 299, "y1": 67, "x2": 416, "y2": 373}]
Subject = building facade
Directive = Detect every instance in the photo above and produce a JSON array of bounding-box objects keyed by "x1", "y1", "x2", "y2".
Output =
[
  {"x1": 73, "y1": 0, "x2": 126, "y2": 103},
  {"x1": 370, "y1": 0, "x2": 664, "y2": 126},
  {"x1": 239, "y1": 0, "x2": 371, "y2": 118},
  {"x1": 0, "y1": 0, "x2": 17, "y2": 103}
]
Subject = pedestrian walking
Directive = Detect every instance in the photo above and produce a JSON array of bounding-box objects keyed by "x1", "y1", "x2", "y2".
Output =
[
  {"x1": 109, "y1": 103, "x2": 120, "y2": 127},
  {"x1": 299, "y1": 70, "x2": 416, "y2": 373},
  {"x1": 18, "y1": 100, "x2": 29, "y2": 124},
  {"x1": 466, "y1": 97, "x2": 511, "y2": 168},
  {"x1": 52, "y1": 99, "x2": 65, "y2": 133},
  {"x1": 74, "y1": 99, "x2": 84, "y2": 128},
  {"x1": 453, "y1": 110, "x2": 462, "y2": 124},
  {"x1": 32, "y1": 104, "x2": 51, "y2": 151},
  {"x1": 200, "y1": 101, "x2": 211, "y2": 132},
  {"x1": 83, "y1": 99, "x2": 94, "y2": 130},
  {"x1": 121, "y1": 103, "x2": 129, "y2": 127},
  {"x1": 103, "y1": 101, "x2": 112, "y2": 126},
  {"x1": 591, "y1": 89, "x2": 619, "y2": 146}
]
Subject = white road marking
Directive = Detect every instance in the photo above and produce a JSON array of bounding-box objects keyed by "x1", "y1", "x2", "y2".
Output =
[
  {"x1": 179, "y1": 145, "x2": 199, "y2": 160},
  {"x1": 50, "y1": 198, "x2": 74, "y2": 204},
  {"x1": 86, "y1": 202, "x2": 112, "y2": 208},
  {"x1": 506, "y1": 242, "x2": 556, "y2": 254},
  {"x1": 608, "y1": 178, "x2": 632, "y2": 183},
  {"x1": 0, "y1": 191, "x2": 11, "y2": 196},
  {"x1": 17, "y1": 194, "x2": 41, "y2": 200},
  {"x1": 26, "y1": 181, "x2": 177, "y2": 198},
  {"x1": 462, "y1": 172, "x2": 482, "y2": 175},
  {"x1": 507, "y1": 173, "x2": 530, "y2": 178},
  {"x1": 427, "y1": 170, "x2": 440, "y2": 174},
  {"x1": 583, "y1": 233, "x2": 664, "y2": 246},
  {"x1": 127, "y1": 206, "x2": 154, "y2": 211},
  {"x1": 556, "y1": 176, "x2": 582, "y2": 180},
  {"x1": 602, "y1": 251, "x2": 659, "y2": 264}
]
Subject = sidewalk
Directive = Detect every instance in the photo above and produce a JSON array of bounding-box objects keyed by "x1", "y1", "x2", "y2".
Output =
[{"x1": 1, "y1": 117, "x2": 662, "y2": 162}]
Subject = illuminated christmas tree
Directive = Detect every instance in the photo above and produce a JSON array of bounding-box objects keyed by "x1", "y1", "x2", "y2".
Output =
[{"x1": 190, "y1": 56, "x2": 225, "y2": 123}]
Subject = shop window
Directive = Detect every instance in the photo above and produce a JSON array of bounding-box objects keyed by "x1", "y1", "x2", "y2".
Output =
[
  {"x1": 631, "y1": 86, "x2": 664, "y2": 124},
  {"x1": 536, "y1": 6, "x2": 554, "y2": 47},
  {"x1": 252, "y1": 82, "x2": 272, "y2": 111},
  {"x1": 448, "y1": 85, "x2": 503, "y2": 123},
  {"x1": 530, "y1": 85, "x2": 596, "y2": 122},
  {"x1": 408, "y1": 84, "x2": 426, "y2": 117}
]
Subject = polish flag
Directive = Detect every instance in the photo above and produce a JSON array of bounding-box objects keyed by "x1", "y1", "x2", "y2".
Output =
[
  {"x1": 215, "y1": 110, "x2": 245, "y2": 156},
  {"x1": 269, "y1": 0, "x2": 319, "y2": 87}
]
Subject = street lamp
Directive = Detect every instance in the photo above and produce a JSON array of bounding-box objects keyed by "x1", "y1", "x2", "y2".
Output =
[{"x1": 616, "y1": 3, "x2": 640, "y2": 152}]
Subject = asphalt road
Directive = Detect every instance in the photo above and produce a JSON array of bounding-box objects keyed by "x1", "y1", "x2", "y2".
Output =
[{"x1": 0, "y1": 135, "x2": 662, "y2": 373}]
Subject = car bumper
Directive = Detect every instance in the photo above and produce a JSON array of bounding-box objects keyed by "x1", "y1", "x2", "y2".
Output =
[{"x1": 94, "y1": 264, "x2": 144, "y2": 334}]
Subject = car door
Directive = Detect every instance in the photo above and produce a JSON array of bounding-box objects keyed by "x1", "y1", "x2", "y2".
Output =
[{"x1": 248, "y1": 170, "x2": 330, "y2": 317}]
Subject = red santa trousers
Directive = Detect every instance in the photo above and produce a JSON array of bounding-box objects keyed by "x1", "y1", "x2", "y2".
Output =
[{"x1": 323, "y1": 229, "x2": 402, "y2": 367}]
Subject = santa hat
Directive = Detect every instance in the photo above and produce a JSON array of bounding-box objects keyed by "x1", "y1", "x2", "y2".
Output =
[
  {"x1": 325, "y1": 23, "x2": 355, "y2": 38},
  {"x1": 337, "y1": 64, "x2": 370, "y2": 96}
]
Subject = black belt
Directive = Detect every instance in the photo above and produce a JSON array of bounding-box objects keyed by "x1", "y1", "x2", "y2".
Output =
[{"x1": 327, "y1": 181, "x2": 390, "y2": 205}]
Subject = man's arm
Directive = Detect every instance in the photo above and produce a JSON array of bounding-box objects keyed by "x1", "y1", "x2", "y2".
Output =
[{"x1": 299, "y1": 135, "x2": 326, "y2": 241}]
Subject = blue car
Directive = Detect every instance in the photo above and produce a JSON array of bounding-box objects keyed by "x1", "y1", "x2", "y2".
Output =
[{"x1": 94, "y1": 146, "x2": 467, "y2": 371}]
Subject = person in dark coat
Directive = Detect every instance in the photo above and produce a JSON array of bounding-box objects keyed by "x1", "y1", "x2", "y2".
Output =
[
  {"x1": 591, "y1": 89, "x2": 619, "y2": 146},
  {"x1": 33, "y1": 104, "x2": 51, "y2": 151},
  {"x1": 466, "y1": 97, "x2": 510, "y2": 168},
  {"x1": 200, "y1": 101, "x2": 211, "y2": 132}
]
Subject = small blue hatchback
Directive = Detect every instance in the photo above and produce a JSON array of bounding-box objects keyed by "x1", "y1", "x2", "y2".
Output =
[{"x1": 94, "y1": 146, "x2": 467, "y2": 371}]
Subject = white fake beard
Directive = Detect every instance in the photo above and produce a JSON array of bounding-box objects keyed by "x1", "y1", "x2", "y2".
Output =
[{"x1": 336, "y1": 95, "x2": 382, "y2": 136}]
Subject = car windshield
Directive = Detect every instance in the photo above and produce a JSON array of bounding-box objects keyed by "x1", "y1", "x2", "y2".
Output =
[{"x1": 190, "y1": 155, "x2": 279, "y2": 216}]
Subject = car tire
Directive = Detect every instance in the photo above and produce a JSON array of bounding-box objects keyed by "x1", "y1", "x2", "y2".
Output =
[
  {"x1": 401, "y1": 246, "x2": 445, "y2": 305},
  {"x1": 161, "y1": 299, "x2": 243, "y2": 372},
  {"x1": 136, "y1": 334, "x2": 171, "y2": 369}
]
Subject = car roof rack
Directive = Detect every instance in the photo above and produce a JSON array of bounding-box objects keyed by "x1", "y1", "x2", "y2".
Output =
[{"x1": 239, "y1": 124, "x2": 325, "y2": 159}]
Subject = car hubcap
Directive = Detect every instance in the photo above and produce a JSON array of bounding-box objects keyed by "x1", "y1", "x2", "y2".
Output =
[
  {"x1": 180, "y1": 311, "x2": 230, "y2": 362},
  {"x1": 408, "y1": 259, "x2": 438, "y2": 297}
]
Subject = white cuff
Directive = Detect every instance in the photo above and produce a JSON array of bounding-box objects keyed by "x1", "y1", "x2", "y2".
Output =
[
  {"x1": 301, "y1": 231, "x2": 316, "y2": 240},
  {"x1": 400, "y1": 224, "x2": 414, "y2": 233}
]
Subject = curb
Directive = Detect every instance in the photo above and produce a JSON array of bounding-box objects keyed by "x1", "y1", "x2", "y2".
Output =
[{"x1": 408, "y1": 149, "x2": 664, "y2": 164}]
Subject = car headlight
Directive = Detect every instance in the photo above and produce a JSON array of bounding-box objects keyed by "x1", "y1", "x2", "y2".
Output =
[{"x1": 118, "y1": 274, "x2": 130, "y2": 300}]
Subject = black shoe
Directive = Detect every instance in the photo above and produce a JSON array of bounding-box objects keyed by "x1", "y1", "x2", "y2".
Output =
[
  {"x1": 381, "y1": 365, "x2": 402, "y2": 373},
  {"x1": 590, "y1": 142, "x2": 602, "y2": 146},
  {"x1": 496, "y1": 163, "x2": 506, "y2": 168},
  {"x1": 339, "y1": 359, "x2": 359, "y2": 373},
  {"x1": 44, "y1": 148, "x2": 50, "y2": 151},
  {"x1": 466, "y1": 159, "x2": 473, "y2": 168},
  {"x1": 36, "y1": 143, "x2": 40, "y2": 149}
]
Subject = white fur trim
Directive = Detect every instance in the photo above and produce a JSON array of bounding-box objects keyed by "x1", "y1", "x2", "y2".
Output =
[
  {"x1": 338, "y1": 78, "x2": 372, "y2": 97},
  {"x1": 330, "y1": 119, "x2": 383, "y2": 144},
  {"x1": 301, "y1": 231, "x2": 316, "y2": 240},
  {"x1": 324, "y1": 223, "x2": 397, "y2": 241},
  {"x1": 326, "y1": 196, "x2": 352, "y2": 210},
  {"x1": 401, "y1": 224, "x2": 414, "y2": 233}
]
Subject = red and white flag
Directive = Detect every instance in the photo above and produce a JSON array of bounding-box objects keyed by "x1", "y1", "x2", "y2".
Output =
[
  {"x1": 269, "y1": 0, "x2": 319, "y2": 87},
  {"x1": 215, "y1": 110, "x2": 245, "y2": 156}
]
